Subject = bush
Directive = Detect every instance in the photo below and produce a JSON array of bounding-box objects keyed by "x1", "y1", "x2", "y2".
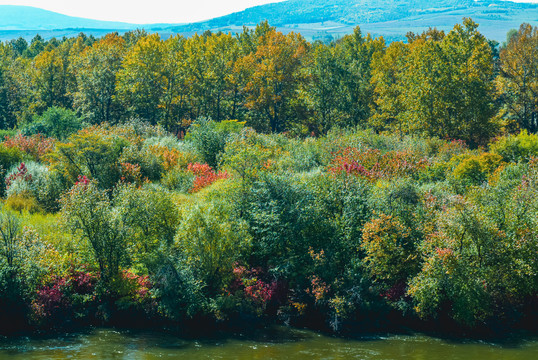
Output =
[
  {"x1": 22, "y1": 107, "x2": 83, "y2": 140},
  {"x1": 490, "y1": 130, "x2": 538, "y2": 162},
  {"x1": 450, "y1": 153, "x2": 504, "y2": 187},
  {"x1": 51, "y1": 128, "x2": 130, "y2": 190},
  {"x1": 2, "y1": 134, "x2": 55, "y2": 161},
  {"x1": 175, "y1": 199, "x2": 251, "y2": 294},
  {"x1": 361, "y1": 214, "x2": 419, "y2": 291},
  {"x1": 119, "y1": 145, "x2": 164, "y2": 182},
  {"x1": 185, "y1": 118, "x2": 245, "y2": 169},
  {"x1": 161, "y1": 167, "x2": 194, "y2": 192},
  {"x1": 60, "y1": 181, "x2": 127, "y2": 285}
]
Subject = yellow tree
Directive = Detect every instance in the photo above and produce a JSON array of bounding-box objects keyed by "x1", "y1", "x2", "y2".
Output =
[
  {"x1": 497, "y1": 23, "x2": 538, "y2": 133},
  {"x1": 117, "y1": 34, "x2": 167, "y2": 125},
  {"x1": 32, "y1": 46, "x2": 74, "y2": 111},
  {"x1": 239, "y1": 30, "x2": 308, "y2": 132},
  {"x1": 370, "y1": 41, "x2": 409, "y2": 133}
]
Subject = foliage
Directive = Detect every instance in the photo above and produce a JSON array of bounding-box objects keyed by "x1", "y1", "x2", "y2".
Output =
[
  {"x1": 175, "y1": 199, "x2": 251, "y2": 294},
  {"x1": 22, "y1": 106, "x2": 82, "y2": 140},
  {"x1": 490, "y1": 130, "x2": 538, "y2": 163},
  {"x1": 185, "y1": 118, "x2": 244, "y2": 169},
  {"x1": 60, "y1": 180, "x2": 127, "y2": 285}
]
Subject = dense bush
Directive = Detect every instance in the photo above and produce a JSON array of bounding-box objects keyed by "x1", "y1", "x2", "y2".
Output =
[
  {"x1": 0, "y1": 119, "x2": 534, "y2": 333},
  {"x1": 22, "y1": 106, "x2": 83, "y2": 140}
]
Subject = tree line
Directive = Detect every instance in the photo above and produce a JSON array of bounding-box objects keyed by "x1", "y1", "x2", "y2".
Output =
[{"x1": 0, "y1": 19, "x2": 537, "y2": 145}]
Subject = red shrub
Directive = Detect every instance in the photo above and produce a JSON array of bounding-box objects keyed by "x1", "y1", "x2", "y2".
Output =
[
  {"x1": 3, "y1": 134, "x2": 55, "y2": 161},
  {"x1": 187, "y1": 163, "x2": 229, "y2": 193},
  {"x1": 328, "y1": 147, "x2": 429, "y2": 181}
]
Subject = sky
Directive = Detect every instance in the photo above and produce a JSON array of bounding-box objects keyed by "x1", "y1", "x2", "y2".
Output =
[{"x1": 0, "y1": 0, "x2": 285, "y2": 24}]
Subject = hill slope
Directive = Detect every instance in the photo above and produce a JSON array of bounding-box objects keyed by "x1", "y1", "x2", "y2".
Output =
[
  {"x1": 164, "y1": 0, "x2": 538, "y2": 41},
  {"x1": 0, "y1": 1, "x2": 537, "y2": 42},
  {"x1": 0, "y1": 5, "x2": 135, "y2": 31}
]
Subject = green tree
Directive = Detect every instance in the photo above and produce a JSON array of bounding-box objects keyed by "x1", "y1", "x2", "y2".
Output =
[
  {"x1": 72, "y1": 34, "x2": 126, "y2": 124},
  {"x1": 61, "y1": 181, "x2": 127, "y2": 285}
]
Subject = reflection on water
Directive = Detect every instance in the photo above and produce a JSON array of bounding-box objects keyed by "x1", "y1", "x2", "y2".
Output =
[{"x1": 0, "y1": 327, "x2": 536, "y2": 360}]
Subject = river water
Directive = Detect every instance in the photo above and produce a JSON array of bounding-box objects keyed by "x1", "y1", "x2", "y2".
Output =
[{"x1": 0, "y1": 327, "x2": 536, "y2": 359}]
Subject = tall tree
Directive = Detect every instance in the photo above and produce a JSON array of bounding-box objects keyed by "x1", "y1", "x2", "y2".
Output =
[
  {"x1": 239, "y1": 30, "x2": 308, "y2": 132},
  {"x1": 497, "y1": 23, "x2": 538, "y2": 133},
  {"x1": 72, "y1": 34, "x2": 126, "y2": 124}
]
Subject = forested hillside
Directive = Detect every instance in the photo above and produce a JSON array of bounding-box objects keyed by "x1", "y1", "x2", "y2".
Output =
[
  {"x1": 169, "y1": 0, "x2": 538, "y2": 41},
  {"x1": 1, "y1": 1, "x2": 537, "y2": 42},
  {"x1": 0, "y1": 20, "x2": 537, "y2": 334}
]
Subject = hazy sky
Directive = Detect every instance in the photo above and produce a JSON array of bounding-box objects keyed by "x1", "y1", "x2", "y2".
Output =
[{"x1": 0, "y1": 0, "x2": 285, "y2": 24}]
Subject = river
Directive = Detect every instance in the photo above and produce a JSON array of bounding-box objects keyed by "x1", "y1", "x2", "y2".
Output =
[{"x1": 0, "y1": 327, "x2": 536, "y2": 359}]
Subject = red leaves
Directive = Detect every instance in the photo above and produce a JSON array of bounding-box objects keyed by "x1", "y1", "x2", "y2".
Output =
[
  {"x1": 187, "y1": 163, "x2": 229, "y2": 193},
  {"x1": 328, "y1": 147, "x2": 429, "y2": 180},
  {"x1": 3, "y1": 134, "x2": 55, "y2": 161},
  {"x1": 5, "y1": 162, "x2": 32, "y2": 188},
  {"x1": 75, "y1": 175, "x2": 90, "y2": 187}
]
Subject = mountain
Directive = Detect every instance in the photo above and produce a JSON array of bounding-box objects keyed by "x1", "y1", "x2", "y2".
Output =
[
  {"x1": 0, "y1": 1, "x2": 537, "y2": 42},
  {"x1": 165, "y1": 0, "x2": 538, "y2": 42},
  {"x1": 0, "y1": 5, "x2": 135, "y2": 31}
]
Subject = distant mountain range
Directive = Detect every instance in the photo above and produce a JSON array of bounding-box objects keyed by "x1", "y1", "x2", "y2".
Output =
[{"x1": 1, "y1": 1, "x2": 537, "y2": 42}]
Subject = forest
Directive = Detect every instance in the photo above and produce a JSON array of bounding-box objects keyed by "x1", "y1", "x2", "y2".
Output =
[{"x1": 0, "y1": 18, "x2": 536, "y2": 335}]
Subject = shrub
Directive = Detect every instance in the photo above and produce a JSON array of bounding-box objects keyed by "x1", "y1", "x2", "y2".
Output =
[
  {"x1": 490, "y1": 130, "x2": 538, "y2": 162},
  {"x1": 451, "y1": 153, "x2": 504, "y2": 187},
  {"x1": 22, "y1": 106, "x2": 83, "y2": 140},
  {"x1": 5, "y1": 193, "x2": 42, "y2": 214},
  {"x1": 361, "y1": 214, "x2": 419, "y2": 289},
  {"x1": 186, "y1": 163, "x2": 229, "y2": 193},
  {"x1": 118, "y1": 145, "x2": 164, "y2": 182},
  {"x1": 2, "y1": 134, "x2": 55, "y2": 161},
  {"x1": 161, "y1": 167, "x2": 194, "y2": 192},
  {"x1": 185, "y1": 118, "x2": 245, "y2": 169},
  {"x1": 175, "y1": 199, "x2": 251, "y2": 294},
  {"x1": 60, "y1": 181, "x2": 127, "y2": 285},
  {"x1": 51, "y1": 129, "x2": 130, "y2": 189}
]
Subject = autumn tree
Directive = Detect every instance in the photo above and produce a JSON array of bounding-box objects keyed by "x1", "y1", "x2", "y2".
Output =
[
  {"x1": 117, "y1": 34, "x2": 167, "y2": 125},
  {"x1": 238, "y1": 30, "x2": 308, "y2": 132},
  {"x1": 31, "y1": 48, "x2": 71, "y2": 110},
  {"x1": 497, "y1": 23, "x2": 538, "y2": 133}
]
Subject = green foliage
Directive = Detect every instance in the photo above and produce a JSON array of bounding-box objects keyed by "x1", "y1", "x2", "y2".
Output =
[
  {"x1": 51, "y1": 126, "x2": 129, "y2": 189},
  {"x1": 60, "y1": 181, "x2": 127, "y2": 285},
  {"x1": 114, "y1": 184, "x2": 179, "y2": 271},
  {"x1": 22, "y1": 106, "x2": 82, "y2": 140},
  {"x1": 185, "y1": 118, "x2": 244, "y2": 169},
  {"x1": 175, "y1": 198, "x2": 251, "y2": 294},
  {"x1": 490, "y1": 130, "x2": 538, "y2": 162}
]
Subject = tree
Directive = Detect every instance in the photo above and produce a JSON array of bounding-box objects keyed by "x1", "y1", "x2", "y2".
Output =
[
  {"x1": 31, "y1": 49, "x2": 70, "y2": 110},
  {"x1": 72, "y1": 34, "x2": 126, "y2": 124},
  {"x1": 22, "y1": 106, "x2": 82, "y2": 140},
  {"x1": 401, "y1": 19, "x2": 497, "y2": 146},
  {"x1": 335, "y1": 27, "x2": 384, "y2": 128},
  {"x1": 117, "y1": 34, "x2": 167, "y2": 125},
  {"x1": 0, "y1": 44, "x2": 18, "y2": 129},
  {"x1": 370, "y1": 41, "x2": 408, "y2": 133},
  {"x1": 61, "y1": 180, "x2": 126, "y2": 285},
  {"x1": 238, "y1": 30, "x2": 308, "y2": 132},
  {"x1": 497, "y1": 23, "x2": 538, "y2": 133}
]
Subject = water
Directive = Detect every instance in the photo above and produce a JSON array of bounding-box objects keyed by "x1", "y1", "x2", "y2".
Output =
[{"x1": 0, "y1": 327, "x2": 536, "y2": 359}]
